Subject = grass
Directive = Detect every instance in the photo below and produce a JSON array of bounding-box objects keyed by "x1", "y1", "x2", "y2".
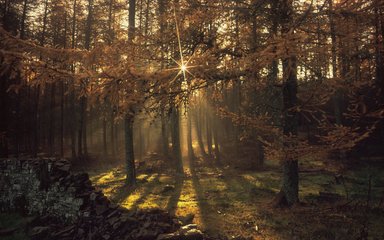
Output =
[{"x1": 89, "y1": 157, "x2": 384, "y2": 239}]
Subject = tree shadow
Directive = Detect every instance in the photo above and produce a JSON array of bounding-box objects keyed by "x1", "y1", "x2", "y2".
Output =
[
  {"x1": 111, "y1": 174, "x2": 159, "y2": 204},
  {"x1": 129, "y1": 174, "x2": 161, "y2": 209},
  {"x1": 111, "y1": 184, "x2": 137, "y2": 204},
  {"x1": 166, "y1": 176, "x2": 184, "y2": 216},
  {"x1": 189, "y1": 161, "x2": 217, "y2": 232},
  {"x1": 215, "y1": 163, "x2": 279, "y2": 195}
]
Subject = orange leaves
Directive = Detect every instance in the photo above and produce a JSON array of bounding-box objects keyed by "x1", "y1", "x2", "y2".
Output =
[{"x1": 316, "y1": 123, "x2": 373, "y2": 152}]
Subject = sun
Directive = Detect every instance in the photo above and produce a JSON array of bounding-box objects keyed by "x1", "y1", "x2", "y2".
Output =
[{"x1": 181, "y1": 64, "x2": 187, "y2": 72}]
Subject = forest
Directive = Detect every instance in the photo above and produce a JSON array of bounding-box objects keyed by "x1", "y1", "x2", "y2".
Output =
[{"x1": 0, "y1": 0, "x2": 384, "y2": 239}]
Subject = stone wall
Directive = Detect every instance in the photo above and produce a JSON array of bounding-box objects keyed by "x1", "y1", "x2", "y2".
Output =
[
  {"x1": 0, "y1": 158, "x2": 206, "y2": 240},
  {"x1": 0, "y1": 158, "x2": 87, "y2": 221}
]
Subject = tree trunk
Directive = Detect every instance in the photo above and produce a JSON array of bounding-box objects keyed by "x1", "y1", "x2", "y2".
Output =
[
  {"x1": 20, "y1": 0, "x2": 28, "y2": 40},
  {"x1": 83, "y1": 99, "x2": 88, "y2": 156},
  {"x1": 0, "y1": 71, "x2": 9, "y2": 158},
  {"x1": 49, "y1": 83, "x2": 56, "y2": 156},
  {"x1": 70, "y1": 0, "x2": 78, "y2": 159},
  {"x1": 206, "y1": 104, "x2": 213, "y2": 157},
  {"x1": 128, "y1": 0, "x2": 136, "y2": 41},
  {"x1": 59, "y1": 10, "x2": 68, "y2": 158},
  {"x1": 329, "y1": 0, "x2": 343, "y2": 125},
  {"x1": 374, "y1": 1, "x2": 384, "y2": 143},
  {"x1": 124, "y1": 0, "x2": 137, "y2": 184},
  {"x1": 33, "y1": 87, "x2": 40, "y2": 157},
  {"x1": 78, "y1": 0, "x2": 93, "y2": 157},
  {"x1": 161, "y1": 110, "x2": 169, "y2": 157},
  {"x1": 110, "y1": 111, "x2": 116, "y2": 158},
  {"x1": 103, "y1": 117, "x2": 108, "y2": 158},
  {"x1": 256, "y1": 140, "x2": 264, "y2": 168},
  {"x1": 171, "y1": 105, "x2": 183, "y2": 174},
  {"x1": 77, "y1": 96, "x2": 86, "y2": 156},
  {"x1": 187, "y1": 108, "x2": 195, "y2": 162},
  {"x1": 60, "y1": 81, "x2": 64, "y2": 157},
  {"x1": 125, "y1": 115, "x2": 136, "y2": 185},
  {"x1": 158, "y1": 0, "x2": 168, "y2": 158},
  {"x1": 137, "y1": 121, "x2": 143, "y2": 160},
  {"x1": 278, "y1": 0, "x2": 299, "y2": 206},
  {"x1": 212, "y1": 113, "x2": 220, "y2": 162},
  {"x1": 194, "y1": 107, "x2": 207, "y2": 158}
]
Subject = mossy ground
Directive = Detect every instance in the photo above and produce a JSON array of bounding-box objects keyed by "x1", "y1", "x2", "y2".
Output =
[{"x1": 89, "y1": 156, "x2": 384, "y2": 240}]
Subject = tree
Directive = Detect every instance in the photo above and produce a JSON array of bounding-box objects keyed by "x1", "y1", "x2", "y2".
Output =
[
  {"x1": 125, "y1": 0, "x2": 137, "y2": 186},
  {"x1": 278, "y1": 0, "x2": 299, "y2": 206}
]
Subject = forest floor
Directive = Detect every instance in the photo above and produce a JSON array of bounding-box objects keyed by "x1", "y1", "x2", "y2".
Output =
[{"x1": 86, "y1": 154, "x2": 384, "y2": 240}]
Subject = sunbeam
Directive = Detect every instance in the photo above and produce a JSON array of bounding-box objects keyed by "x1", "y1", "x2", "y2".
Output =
[{"x1": 173, "y1": 4, "x2": 186, "y2": 82}]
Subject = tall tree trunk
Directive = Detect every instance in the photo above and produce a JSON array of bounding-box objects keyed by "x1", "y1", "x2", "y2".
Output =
[
  {"x1": 70, "y1": 0, "x2": 78, "y2": 159},
  {"x1": 128, "y1": 0, "x2": 136, "y2": 41},
  {"x1": 125, "y1": 115, "x2": 136, "y2": 185},
  {"x1": 83, "y1": 100, "x2": 88, "y2": 155},
  {"x1": 137, "y1": 122, "x2": 143, "y2": 160},
  {"x1": 20, "y1": 0, "x2": 28, "y2": 40},
  {"x1": 103, "y1": 117, "x2": 108, "y2": 158},
  {"x1": 206, "y1": 102, "x2": 213, "y2": 157},
  {"x1": 59, "y1": 10, "x2": 68, "y2": 158},
  {"x1": 279, "y1": 0, "x2": 299, "y2": 206},
  {"x1": 161, "y1": 110, "x2": 169, "y2": 157},
  {"x1": 251, "y1": 3, "x2": 265, "y2": 169},
  {"x1": 329, "y1": 0, "x2": 342, "y2": 125},
  {"x1": 0, "y1": 70, "x2": 9, "y2": 158},
  {"x1": 171, "y1": 105, "x2": 183, "y2": 174},
  {"x1": 115, "y1": 122, "x2": 119, "y2": 154},
  {"x1": 78, "y1": 96, "x2": 85, "y2": 156},
  {"x1": 33, "y1": 87, "x2": 40, "y2": 157},
  {"x1": 158, "y1": 0, "x2": 168, "y2": 158},
  {"x1": 110, "y1": 111, "x2": 116, "y2": 158},
  {"x1": 125, "y1": 0, "x2": 137, "y2": 185},
  {"x1": 31, "y1": 0, "x2": 49, "y2": 157},
  {"x1": 187, "y1": 108, "x2": 195, "y2": 162},
  {"x1": 143, "y1": 0, "x2": 150, "y2": 41},
  {"x1": 194, "y1": 107, "x2": 207, "y2": 158},
  {"x1": 211, "y1": 107, "x2": 220, "y2": 162},
  {"x1": 60, "y1": 81, "x2": 65, "y2": 157},
  {"x1": 374, "y1": 1, "x2": 384, "y2": 142},
  {"x1": 78, "y1": 0, "x2": 93, "y2": 157},
  {"x1": 49, "y1": 83, "x2": 55, "y2": 156}
]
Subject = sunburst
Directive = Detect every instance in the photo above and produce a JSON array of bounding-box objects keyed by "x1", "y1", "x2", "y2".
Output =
[{"x1": 169, "y1": 4, "x2": 199, "y2": 83}]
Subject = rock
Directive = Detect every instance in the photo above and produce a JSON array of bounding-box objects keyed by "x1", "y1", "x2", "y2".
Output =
[
  {"x1": 55, "y1": 163, "x2": 70, "y2": 172},
  {"x1": 0, "y1": 227, "x2": 19, "y2": 237},
  {"x1": 156, "y1": 225, "x2": 203, "y2": 240},
  {"x1": 157, "y1": 232, "x2": 181, "y2": 240},
  {"x1": 183, "y1": 229, "x2": 204, "y2": 240},
  {"x1": 77, "y1": 228, "x2": 85, "y2": 236},
  {"x1": 52, "y1": 225, "x2": 75, "y2": 237},
  {"x1": 102, "y1": 234, "x2": 111, "y2": 239},
  {"x1": 217, "y1": 174, "x2": 225, "y2": 179},
  {"x1": 30, "y1": 226, "x2": 50, "y2": 239},
  {"x1": 179, "y1": 214, "x2": 195, "y2": 225},
  {"x1": 180, "y1": 224, "x2": 198, "y2": 234},
  {"x1": 162, "y1": 185, "x2": 175, "y2": 193},
  {"x1": 95, "y1": 204, "x2": 109, "y2": 216}
]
